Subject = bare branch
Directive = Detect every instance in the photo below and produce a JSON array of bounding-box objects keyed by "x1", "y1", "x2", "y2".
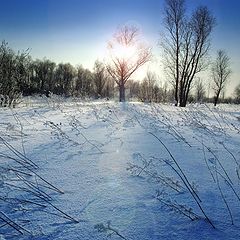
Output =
[{"x1": 106, "y1": 25, "x2": 152, "y2": 101}]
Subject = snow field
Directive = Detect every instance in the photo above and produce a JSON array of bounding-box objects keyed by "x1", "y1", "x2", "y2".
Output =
[{"x1": 0, "y1": 98, "x2": 240, "y2": 239}]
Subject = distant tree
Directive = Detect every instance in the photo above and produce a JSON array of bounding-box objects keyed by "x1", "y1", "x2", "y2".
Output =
[
  {"x1": 54, "y1": 63, "x2": 76, "y2": 96},
  {"x1": 75, "y1": 66, "x2": 93, "y2": 98},
  {"x1": 136, "y1": 72, "x2": 168, "y2": 103},
  {"x1": 83, "y1": 69, "x2": 94, "y2": 97},
  {"x1": 93, "y1": 60, "x2": 107, "y2": 98},
  {"x1": 106, "y1": 25, "x2": 152, "y2": 102},
  {"x1": 212, "y1": 50, "x2": 231, "y2": 106},
  {"x1": 44, "y1": 60, "x2": 56, "y2": 93},
  {"x1": 162, "y1": 82, "x2": 172, "y2": 103},
  {"x1": 0, "y1": 41, "x2": 29, "y2": 106},
  {"x1": 152, "y1": 85, "x2": 163, "y2": 103},
  {"x1": 162, "y1": 0, "x2": 215, "y2": 107},
  {"x1": 14, "y1": 54, "x2": 32, "y2": 96},
  {"x1": 127, "y1": 80, "x2": 140, "y2": 99},
  {"x1": 32, "y1": 59, "x2": 56, "y2": 95},
  {"x1": 195, "y1": 79, "x2": 206, "y2": 102},
  {"x1": 18, "y1": 56, "x2": 35, "y2": 95},
  {"x1": 75, "y1": 65, "x2": 85, "y2": 96},
  {"x1": 234, "y1": 84, "x2": 240, "y2": 104},
  {"x1": 103, "y1": 77, "x2": 115, "y2": 99},
  {"x1": 139, "y1": 72, "x2": 158, "y2": 102}
]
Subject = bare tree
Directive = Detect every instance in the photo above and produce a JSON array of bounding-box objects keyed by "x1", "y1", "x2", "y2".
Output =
[
  {"x1": 75, "y1": 65, "x2": 93, "y2": 98},
  {"x1": 54, "y1": 63, "x2": 76, "y2": 96},
  {"x1": 162, "y1": 0, "x2": 185, "y2": 105},
  {"x1": 212, "y1": 50, "x2": 231, "y2": 106},
  {"x1": 106, "y1": 25, "x2": 152, "y2": 102},
  {"x1": 195, "y1": 78, "x2": 206, "y2": 102},
  {"x1": 93, "y1": 60, "x2": 107, "y2": 98},
  {"x1": 162, "y1": 0, "x2": 215, "y2": 107},
  {"x1": 0, "y1": 41, "x2": 29, "y2": 107},
  {"x1": 234, "y1": 84, "x2": 240, "y2": 104},
  {"x1": 103, "y1": 77, "x2": 115, "y2": 99},
  {"x1": 126, "y1": 79, "x2": 139, "y2": 99},
  {"x1": 139, "y1": 71, "x2": 158, "y2": 102},
  {"x1": 33, "y1": 58, "x2": 56, "y2": 95}
]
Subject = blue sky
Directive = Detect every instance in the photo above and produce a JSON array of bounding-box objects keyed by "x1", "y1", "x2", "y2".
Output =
[{"x1": 0, "y1": 0, "x2": 239, "y2": 95}]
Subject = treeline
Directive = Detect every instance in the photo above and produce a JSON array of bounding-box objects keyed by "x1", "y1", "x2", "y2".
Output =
[
  {"x1": 0, "y1": 41, "x2": 239, "y2": 107},
  {"x1": 0, "y1": 41, "x2": 115, "y2": 107},
  {"x1": 0, "y1": 41, "x2": 174, "y2": 107}
]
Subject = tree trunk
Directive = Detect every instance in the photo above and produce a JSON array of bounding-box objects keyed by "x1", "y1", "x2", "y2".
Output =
[
  {"x1": 179, "y1": 82, "x2": 187, "y2": 107},
  {"x1": 175, "y1": 29, "x2": 179, "y2": 107},
  {"x1": 179, "y1": 97, "x2": 187, "y2": 107},
  {"x1": 175, "y1": 81, "x2": 179, "y2": 106},
  {"x1": 119, "y1": 83, "x2": 125, "y2": 102},
  {"x1": 214, "y1": 92, "x2": 220, "y2": 106}
]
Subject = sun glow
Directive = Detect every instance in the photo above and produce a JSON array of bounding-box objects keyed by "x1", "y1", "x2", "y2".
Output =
[{"x1": 110, "y1": 44, "x2": 137, "y2": 60}]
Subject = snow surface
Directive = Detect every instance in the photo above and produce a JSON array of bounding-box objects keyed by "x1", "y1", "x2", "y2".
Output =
[{"x1": 0, "y1": 97, "x2": 240, "y2": 240}]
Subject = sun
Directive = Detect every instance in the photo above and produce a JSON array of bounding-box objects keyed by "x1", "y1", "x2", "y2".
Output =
[
  {"x1": 108, "y1": 42, "x2": 137, "y2": 61},
  {"x1": 114, "y1": 45, "x2": 136, "y2": 59}
]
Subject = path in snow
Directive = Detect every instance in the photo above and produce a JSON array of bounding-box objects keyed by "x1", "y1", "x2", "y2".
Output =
[{"x1": 37, "y1": 103, "x2": 164, "y2": 240}]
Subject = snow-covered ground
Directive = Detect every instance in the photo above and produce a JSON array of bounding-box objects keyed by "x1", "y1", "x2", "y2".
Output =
[{"x1": 0, "y1": 97, "x2": 240, "y2": 240}]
